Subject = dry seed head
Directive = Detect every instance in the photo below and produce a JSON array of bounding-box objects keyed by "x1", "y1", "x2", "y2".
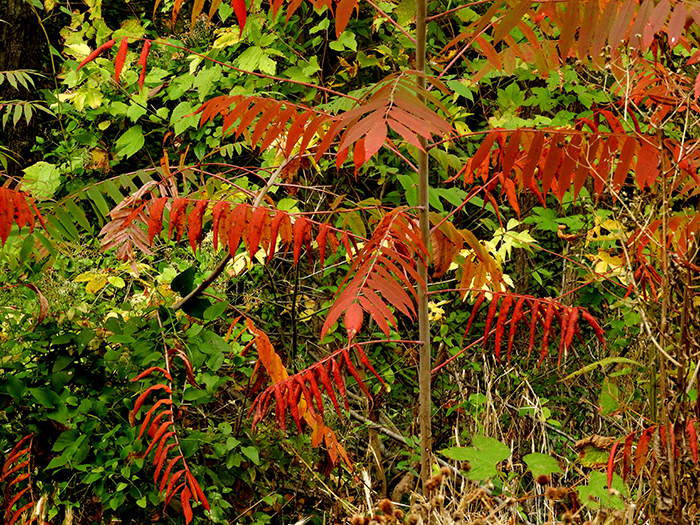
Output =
[
  {"x1": 392, "y1": 509, "x2": 404, "y2": 521},
  {"x1": 379, "y1": 499, "x2": 394, "y2": 516},
  {"x1": 556, "y1": 487, "x2": 569, "y2": 499},
  {"x1": 406, "y1": 515, "x2": 419, "y2": 525},
  {"x1": 536, "y1": 474, "x2": 550, "y2": 485},
  {"x1": 430, "y1": 495, "x2": 444, "y2": 507},
  {"x1": 425, "y1": 474, "x2": 442, "y2": 493},
  {"x1": 350, "y1": 516, "x2": 366, "y2": 525},
  {"x1": 545, "y1": 487, "x2": 559, "y2": 500},
  {"x1": 439, "y1": 466, "x2": 451, "y2": 476}
]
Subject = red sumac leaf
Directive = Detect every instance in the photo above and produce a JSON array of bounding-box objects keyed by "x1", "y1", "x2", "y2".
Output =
[
  {"x1": 114, "y1": 37, "x2": 129, "y2": 84},
  {"x1": 335, "y1": 0, "x2": 357, "y2": 37},
  {"x1": 464, "y1": 291, "x2": 486, "y2": 340},
  {"x1": 344, "y1": 302, "x2": 363, "y2": 341},
  {"x1": 228, "y1": 203, "x2": 250, "y2": 255},
  {"x1": 292, "y1": 216, "x2": 310, "y2": 266},
  {"x1": 211, "y1": 201, "x2": 230, "y2": 252},
  {"x1": 688, "y1": 420, "x2": 698, "y2": 465},
  {"x1": 507, "y1": 296, "x2": 527, "y2": 361},
  {"x1": 494, "y1": 295, "x2": 513, "y2": 361},
  {"x1": 622, "y1": 432, "x2": 635, "y2": 480},
  {"x1": 636, "y1": 427, "x2": 655, "y2": 474},
  {"x1": 168, "y1": 198, "x2": 189, "y2": 241},
  {"x1": 246, "y1": 206, "x2": 268, "y2": 257},
  {"x1": 148, "y1": 197, "x2": 168, "y2": 244},
  {"x1": 483, "y1": 295, "x2": 500, "y2": 351},
  {"x1": 132, "y1": 383, "x2": 172, "y2": 417},
  {"x1": 232, "y1": 0, "x2": 247, "y2": 35},
  {"x1": 181, "y1": 486, "x2": 194, "y2": 524},
  {"x1": 607, "y1": 440, "x2": 620, "y2": 489},
  {"x1": 527, "y1": 300, "x2": 540, "y2": 359},
  {"x1": 188, "y1": 200, "x2": 208, "y2": 252},
  {"x1": 581, "y1": 309, "x2": 605, "y2": 346},
  {"x1": 539, "y1": 302, "x2": 555, "y2": 366},
  {"x1": 138, "y1": 40, "x2": 152, "y2": 90},
  {"x1": 77, "y1": 39, "x2": 116, "y2": 71}
]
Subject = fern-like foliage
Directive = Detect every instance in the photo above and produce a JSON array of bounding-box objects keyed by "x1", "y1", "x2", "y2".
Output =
[
  {"x1": 244, "y1": 319, "x2": 355, "y2": 468},
  {"x1": 608, "y1": 420, "x2": 700, "y2": 484},
  {"x1": 248, "y1": 327, "x2": 385, "y2": 434},
  {"x1": 129, "y1": 346, "x2": 209, "y2": 524},
  {"x1": 197, "y1": 73, "x2": 453, "y2": 169},
  {"x1": 2, "y1": 434, "x2": 35, "y2": 525},
  {"x1": 322, "y1": 208, "x2": 428, "y2": 340},
  {"x1": 463, "y1": 292, "x2": 606, "y2": 365}
]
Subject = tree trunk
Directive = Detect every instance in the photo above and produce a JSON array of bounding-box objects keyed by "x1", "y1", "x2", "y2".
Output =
[{"x1": 0, "y1": 0, "x2": 44, "y2": 177}]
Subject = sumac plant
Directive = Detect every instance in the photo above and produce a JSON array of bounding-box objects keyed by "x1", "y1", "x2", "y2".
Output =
[{"x1": 4, "y1": 0, "x2": 700, "y2": 523}]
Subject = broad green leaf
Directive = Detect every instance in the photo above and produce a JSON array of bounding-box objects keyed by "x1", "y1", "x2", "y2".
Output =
[
  {"x1": 523, "y1": 453, "x2": 562, "y2": 478},
  {"x1": 52, "y1": 429, "x2": 80, "y2": 451},
  {"x1": 193, "y1": 65, "x2": 222, "y2": 101},
  {"x1": 30, "y1": 387, "x2": 60, "y2": 408},
  {"x1": 440, "y1": 435, "x2": 511, "y2": 481},
  {"x1": 171, "y1": 101, "x2": 198, "y2": 135},
  {"x1": 115, "y1": 125, "x2": 145, "y2": 159},
  {"x1": 576, "y1": 471, "x2": 627, "y2": 510},
  {"x1": 23, "y1": 161, "x2": 61, "y2": 200},
  {"x1": 241, "y1": 446, "x2": 260, "y2": 465}
]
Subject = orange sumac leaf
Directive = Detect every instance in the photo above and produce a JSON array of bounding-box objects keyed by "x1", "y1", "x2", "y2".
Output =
[
  {"x1": 181, "y1": 486, "x2": 194, "y2": 524},
  {"x1": 335, "y1": 0, "x2": 357, "y2": 37}
]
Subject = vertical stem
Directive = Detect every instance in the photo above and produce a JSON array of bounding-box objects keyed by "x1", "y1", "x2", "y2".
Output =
[{"x1": 415, "y1": 0, "x2": 432, "y2": 496}]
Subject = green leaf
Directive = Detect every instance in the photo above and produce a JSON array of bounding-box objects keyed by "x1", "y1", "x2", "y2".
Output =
[
  {"x1": 6, "y1": 376, "x2": 27, "y2": 400},
  {"x1": 23, "y1": 161, "x2": 61, "y2": 200},
  {"x1": 193, "y1": 65, "x2": 223, "y2": 101},
  {"x1": 52, "y1": 429, "x2": 80, "y2": 451},
  {"x1": 115, "y1": 125, "x2": 145, "y2": 159},
  {"x1": 439, "y1": 435, "x2": 510, "y2": 481},
  {"x1": 576, "y1": 471, "x2": 627, "y2": 510},
  {"x1": 30, "y1": 387, "x2": 60, "y2": 408},
  {"x1": 203, "y1": 302, "x2": 227, "y2": 321},
  {"x1": 241, "y1": 445, "x2": 260, "y2": 465},
  {"x1": 523, "y1": 453, "x2": 562, "y2": 478},
  {"x1": 171, "y1": 101, "x2": 198, "y2": 135},
  {"x1": 171, "y1": 266, "x2": 197, "y2": 296},
  {"x1": 564, "y1": 357, "x2": 644, "y2": 381}
]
